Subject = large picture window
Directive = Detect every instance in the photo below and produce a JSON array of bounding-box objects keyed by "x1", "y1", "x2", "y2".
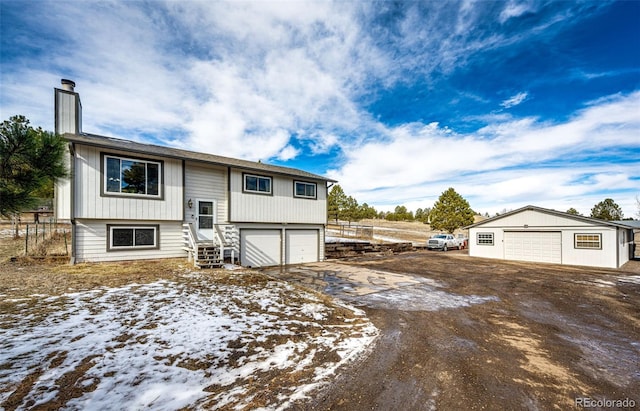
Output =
[
  {"x1": 477, "y1": 232, "x2": 494, "y2": 246},
  {"x1": 575, "y1": 234, "x2": 601, "y2": 249},
  {"x1": 104, "y1": 154, "x2": 161, "y2": 197},
  {"x1": 244, "y1": 173, "x2": 272, "y2": 194},
  {"x1": 107, "y1": 225, "x2": 159, "y2": 250},
  {"x1": 294, "y1": 181, "x2": 317, "y2": 199}
]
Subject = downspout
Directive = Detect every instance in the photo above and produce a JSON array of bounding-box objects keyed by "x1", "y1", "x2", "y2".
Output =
[
  {"x1": 182, "y1": 160, "x2": 186, "y2": 222},
  {"x1": 69, "y1": 142, "x2": 77, "y2": 264},
  {"x1": 227, "y1": 167, "x2": 231, "y2": 223}
]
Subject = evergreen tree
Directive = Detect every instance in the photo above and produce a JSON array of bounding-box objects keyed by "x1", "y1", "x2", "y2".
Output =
[
  {"x1": 343, "y1": 195, "x2": 359, "y2": 224},
  {"x1": 0, "y1": 115, "x2": 67, "y2": 218},
  {"x1": 566, "y1": 208, "x2": 581, "y2": 216},
  {"x1": 327, "y1": 185, "x2": 347, "y2": 223},
  {"x1": 415, "y1": 207, "x2": 431, "y2": 223},
  {"x1": 429, "y1": 188, "x2": 474, "y2": 233},
  {"x1": 358, "y1": 203, "x2": 378, "y2": 219},
  {"x1": 590, "y1": 198, "x2": 623, "y2": 221}
]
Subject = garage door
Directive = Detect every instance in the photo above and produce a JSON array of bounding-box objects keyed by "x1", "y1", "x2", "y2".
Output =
[
  {"x1": 504, "y1": 231, "x2": 561, "y2": 264},
  {"x1": 285, "y1": 230, "x2": 319, "y2": 264},
  {"x1": 241, "y1": 230, "x2": 281, "y2": 267}
]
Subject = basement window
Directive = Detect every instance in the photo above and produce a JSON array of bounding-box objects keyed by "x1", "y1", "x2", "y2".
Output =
[
  {"x1": 477, "y1": 232, "x2": 494, "y2": 246},
  {"x1": 243, "y1": 173, "x2": 272, "y2": 195},
  {"x1": 575, "y1": 234, "x2": 601, "y2": 249},
  {"x1": 108, "y1": 225, "x2": 159, "y2": 250},
  {"x1": 294, "y1": 181, "x2": 317, "y2": 199}
]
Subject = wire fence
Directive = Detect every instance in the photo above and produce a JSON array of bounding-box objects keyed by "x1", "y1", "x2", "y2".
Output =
[
  {"x1": 22, "y1": 221, "x2": 70, "y2": 256},
  {"x1": 326, "y1": 223, "x2": 374, "y2": 239}
]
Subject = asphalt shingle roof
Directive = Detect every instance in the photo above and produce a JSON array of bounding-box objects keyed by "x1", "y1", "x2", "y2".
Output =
[{"x1": 64, "y1": 132, "x2": 337, "y2": 183}]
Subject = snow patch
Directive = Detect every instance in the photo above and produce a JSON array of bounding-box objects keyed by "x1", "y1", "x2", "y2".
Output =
[{"x1": 0, "y1": 273, "x2": 378, "y2": 410}]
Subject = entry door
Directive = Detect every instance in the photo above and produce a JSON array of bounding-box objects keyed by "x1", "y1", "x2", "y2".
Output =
[{"x1": 197, "y1": 200, "x2": 216, "y2": 241}]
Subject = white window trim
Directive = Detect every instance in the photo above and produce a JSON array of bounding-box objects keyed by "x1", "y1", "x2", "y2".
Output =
[
  {"x1": 477, "y1": 232, "x2": 494, "y2": 246},
  {"x1": 294, "y1": 181, "x2": 317, "y2": 199},
  {"x1": 574, "y1": 233, "x2": 602, "y2": 250},
  {"x1": 243, "y1": 173, "x2": 272, "y2": 195},
  {"x1": 103, "y1": 154, "x2": 162, "y2": 198},
  {"x1": 107, "y1": 225, "x2": 159, "y2": 251}
]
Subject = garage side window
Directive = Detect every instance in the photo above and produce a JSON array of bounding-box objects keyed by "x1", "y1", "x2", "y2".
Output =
[
  {"x1": 294, "y1": 181, "x2": 317, "y2": 199},
  {"x1": 477, "y1": 232, "x2": 494, "y2": 246},
  {"x1": 243, "y1": 173, "x2": 272, "y2": 195},
  {"x1": 575, "y1": 234, "x2": 601, "y2": 249},
  {"x1": 107, "y1": 225, "x2": 159, "y2": 251}
]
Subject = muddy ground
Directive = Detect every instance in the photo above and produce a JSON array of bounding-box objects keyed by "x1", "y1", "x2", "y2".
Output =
[
  {"x1": 284, "y1": 251, "x2": 640, "y2": 410},
  {"x1": 2, "y1": 237, "x2": 639, "y2": 410}
]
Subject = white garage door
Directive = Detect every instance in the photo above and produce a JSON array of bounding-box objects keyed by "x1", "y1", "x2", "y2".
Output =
[
  {"x1": 285, "y1": 230, "x2": 319, "y2": 265},
  {"x1": 241, "y1": 230, "x2": 281, "y2": 267},
  {"x1": 504, "y1": 231, "x2": 561, "y2": 264}
]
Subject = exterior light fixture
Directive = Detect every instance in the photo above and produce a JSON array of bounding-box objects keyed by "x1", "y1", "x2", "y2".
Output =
[{"x1": 188, "y1": 199, "x2": 193, "y2": 209}]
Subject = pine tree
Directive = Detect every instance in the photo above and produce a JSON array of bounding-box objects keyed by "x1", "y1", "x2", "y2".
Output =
[
  {"x1": 429, "y1": 188, "x2": 474, "y2": 233},
  {"x1": 327, "y1": 185, "x2": 347, "y2": 223},
  {"x1": 0, "y1": 115, "x2": 67, "y2": 218},
  {"x1": 566, "y1": 208, "x2": 581, "y2": 216},
  {"x1": 590, "y1": 198, "x2": 623, "y2": 221}
]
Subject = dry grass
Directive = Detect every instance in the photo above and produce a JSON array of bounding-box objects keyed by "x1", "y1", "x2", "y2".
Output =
[{"x1": 0, "y1": 258, "x2": 190, "y2": 298}]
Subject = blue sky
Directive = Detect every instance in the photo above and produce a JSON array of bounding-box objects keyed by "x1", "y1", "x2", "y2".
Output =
[{"x1": 1, "y1": 0, "x2": 639, "y2": 216}]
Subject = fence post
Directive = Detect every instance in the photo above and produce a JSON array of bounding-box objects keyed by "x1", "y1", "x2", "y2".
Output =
[
  {"x1": 35, "y1": 224, "x2": 38, "y2": 245},
  {"x1": 25, "y1": 225, "x2": 29, "y2": 255},
  {"x1": 64, "y1": 230, "x2": 69, "y2": 255}
]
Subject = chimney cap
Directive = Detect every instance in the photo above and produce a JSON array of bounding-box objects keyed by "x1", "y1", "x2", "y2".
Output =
[{"x1": 61, "y1": 79, "x2": 76, "y2": 91}]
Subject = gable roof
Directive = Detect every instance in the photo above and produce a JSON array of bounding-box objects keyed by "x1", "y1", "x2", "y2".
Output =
[
  {"x1": 64, "y1": 132, "x2": 337, "y2": 183},
  {"x1": 465, "y1": 205, "x2": 633, "y2": 229}
]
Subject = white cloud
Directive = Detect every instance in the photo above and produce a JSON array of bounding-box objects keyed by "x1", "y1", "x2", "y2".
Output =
[
  {"x1": 500, "y1": 92, "x2": 529, "y2": 108},
  {"x1": 330, "y1": 91, "x2": 640, "y2": 215},
  {"x1": 499, "y1": 1, "x2": 536, "y2": 23},
  {"x1": 1, "y1": 1, "x2": 636, "y2": 217}
]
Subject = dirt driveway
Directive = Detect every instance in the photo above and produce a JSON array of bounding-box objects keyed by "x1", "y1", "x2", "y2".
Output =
[{"x1": 263, "y1": 251, "x2": 640, "y2": 410}]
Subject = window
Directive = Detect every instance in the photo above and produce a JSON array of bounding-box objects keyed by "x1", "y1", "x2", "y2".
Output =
[
  {"x1": 104, "y1": 154, "x2": 161, "y2": 197},
  {"x1": 244, "y1": 173, "x2": 272, "y2": 194},
  {"x1": 108, "y1": 225, "x2": 159, "y2": 250},
  {"x1": 575, "y1": 234, "x2": 601, "y2": 249},
  {"x1": 294, "y1": 181, "x2": 317, "y2": 199},
  {"x1": 477, "y1": 232, "x2": 494, "y2": 246}
]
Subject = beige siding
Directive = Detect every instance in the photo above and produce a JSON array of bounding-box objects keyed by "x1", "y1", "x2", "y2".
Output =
[
  {"x1": 229, "y1": 170, "x2": 327, "y2": 224},
  {"x1": 55, "y1": 90, "x2": 80, "y2": 134},
  {"x1": 184, "y1": 162, "x2": 228, "y2": 225},
  {"x1": 74, "y1": 145, "x2": 183, "y2": 221},
  {"x1": 54, "y1": 173, "x2": 71, "y2": 221},
  {"x1": 54, "y1": 89, "x2": 78, "y2": 221},
  {"x1": 75, "y1": 220, "x2": 185, "y2": 262}
]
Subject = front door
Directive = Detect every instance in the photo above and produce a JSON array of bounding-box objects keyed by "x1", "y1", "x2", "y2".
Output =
[{"x1": 197, "y1": 200, "x2": 216, "y2": 241}]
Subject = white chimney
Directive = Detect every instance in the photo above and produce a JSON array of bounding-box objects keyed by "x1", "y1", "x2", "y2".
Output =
[{"x1": 55, "y1": 79, "x2": 82, "y2": 135}]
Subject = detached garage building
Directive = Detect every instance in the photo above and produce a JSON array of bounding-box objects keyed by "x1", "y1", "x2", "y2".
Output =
[{"x1": 466, "y1": 206, "x2": 635, "y2": 269}]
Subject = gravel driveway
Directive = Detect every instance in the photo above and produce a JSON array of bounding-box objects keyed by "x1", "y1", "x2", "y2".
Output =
[{"x1": 263, "y1": 252, "x2": 640, "y2": 410}]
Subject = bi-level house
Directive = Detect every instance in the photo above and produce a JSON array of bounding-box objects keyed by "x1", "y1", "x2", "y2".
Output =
[{"x1": 54, "y1": 80, "x2": 335, "y2": 267}]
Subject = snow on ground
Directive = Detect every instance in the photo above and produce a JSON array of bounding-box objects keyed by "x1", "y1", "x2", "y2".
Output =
[
  {"x1": 324, "y1": 236, "x2": 369, "y2": 243},
  {"x1": 0, "y1": 271, "x2": 378, "y2": 410},
  {"x1": 325, "y1": 231, "x2": 409, "y2": 244},
  {"x1": 618, "y1": 275, "x2": 640, "y2": 285}
]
